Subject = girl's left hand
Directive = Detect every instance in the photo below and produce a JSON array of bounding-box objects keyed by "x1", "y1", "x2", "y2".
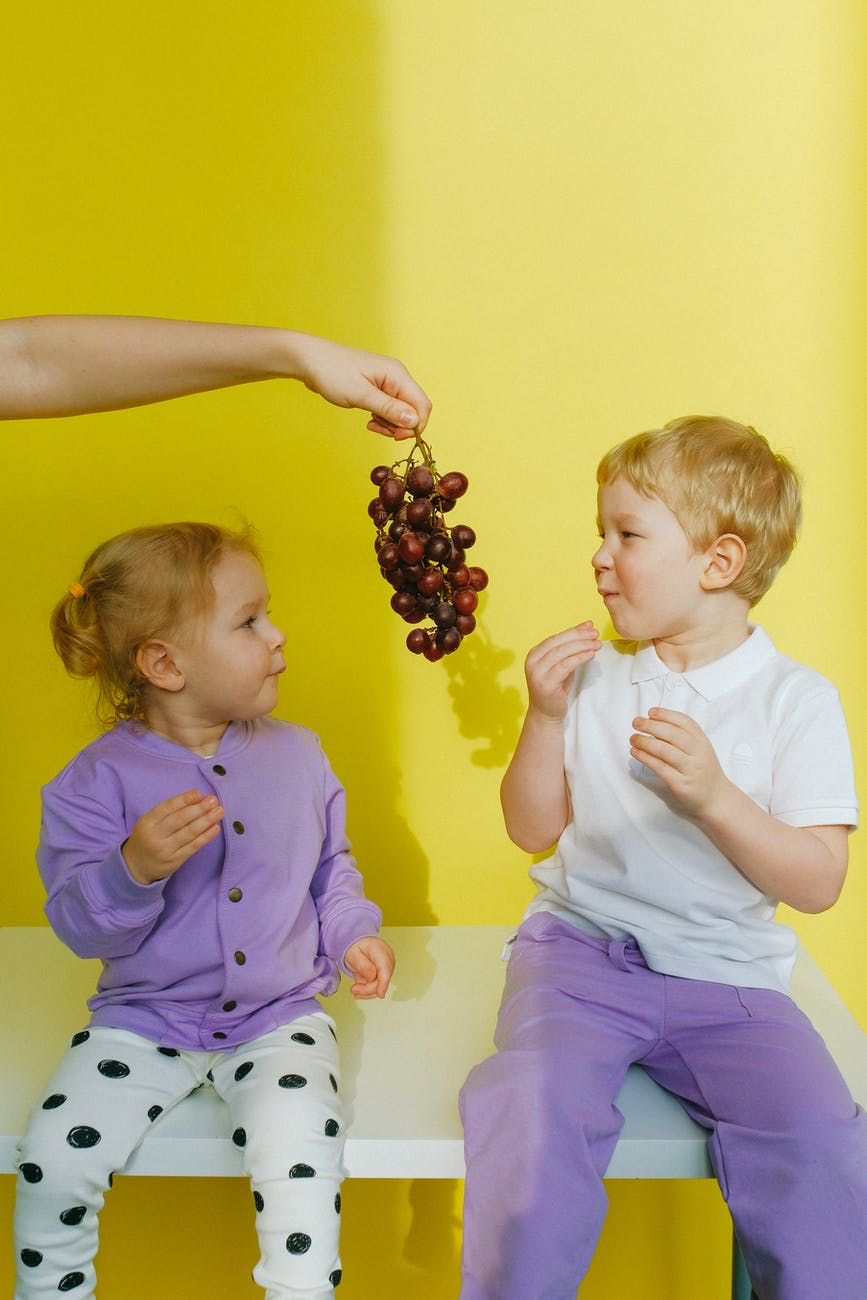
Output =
[
  {"x1": 344, "y1": 936, "x2": 396, "y2": 999},
  {"x1": 630, "y1": 707, "x2": 729, "y2": 818}
]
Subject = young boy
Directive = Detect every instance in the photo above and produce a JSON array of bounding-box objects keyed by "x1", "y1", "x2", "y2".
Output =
[{"x1": 459, "y1": 416, "x2": 866, "y2": 1300}]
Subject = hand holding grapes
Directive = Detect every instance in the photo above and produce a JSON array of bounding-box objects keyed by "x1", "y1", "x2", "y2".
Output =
[
  {"x1": 122, "y1": 789, "x2": 225, "y2": 885},
  {"x1": 525, "y1": 622, "x2": 602, "y2": 721},
  {"x1": 344, "y1": 936, "x2": 396, "y2": 1000}
]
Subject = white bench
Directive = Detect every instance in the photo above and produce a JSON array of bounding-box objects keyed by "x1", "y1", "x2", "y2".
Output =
[{"x1": 2, "y1": 925, "x2": 865, "y2": 1297}]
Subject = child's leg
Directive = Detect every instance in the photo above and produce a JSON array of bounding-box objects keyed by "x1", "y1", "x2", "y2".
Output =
[
  {"x1": 644, "y1": 980, "x2": 867, "y2": 1300},
  {"x1": 14, "y1": 1027, "x2": 206, "y2": 1299},
  {"x1": 459, "y1": 918, "x2": 655, "y2": 1300},
  {"x1": 211, "y1": 1014, "x2": 345, "y2": 1300}
]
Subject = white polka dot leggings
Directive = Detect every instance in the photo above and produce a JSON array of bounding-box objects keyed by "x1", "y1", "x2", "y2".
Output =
[{"x1": 14, "y1": 1015, "x2": 345, "y2": 1299}]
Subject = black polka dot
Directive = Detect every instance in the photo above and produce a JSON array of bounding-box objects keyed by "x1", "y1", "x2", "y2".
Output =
[
  {"x1": 157, "y1": 1046, "x2": 180, "y2": 1057},
  {"x1": 291, "y1": 1032, "x2": 315, "y2": 1046},
  {"x1": 329, "y1": 1025, "x2": 337, "y2": 1039},
  {"x1": 20, "y1": 1163, "x2": 43, "y2": 1184},
  {"x1": 42, "y1": 1094, "x2": 67, "y2": 1110},
  {"x1": 289, "y1": 1163, "x2": 316, "y2": 1178},
  {"x1": 59, "y1": 1206, "x2": 87, "y2": 1226},
  {"x1": 253, "y1": 1190, "x2": 264, "y2": 1213},
  {"x1": 325, "y1": 1119, "x2": 339, "y2": 1137},
  {"x1": 234, "y1": 1061, "x2": 254, "y2": 1082},
  {"x1": 108, "y1": 1173, "x2": 114, "y2": 1188},
  {"x1": 278, "y1": 1074, "x2": 307, "y2": 1089},
  {"x1": 334, "y1": 1192, "x2": 341, "y2": 1214},
  {"x1": 330, "y1": 1269, "x2": 343, "y2": 1286},
  {"x1": 70, "y1": 1031, "x2": 90, "y2": 1048},
  {"x1": 20, "y1": 1248, "x2": 42, "y2": 1267},
  {"x1": 329, "y1": 1073, "x2": 338, "y2": 1093},
  {"x1": 232, "y1": 1127, "x2": 247, "y2": 1148},
  {"x1": 148, "y1": 1105, "x2": 163, "y2": 1122},
  {"x1": 286, "y1": 1233, "x2": 312, "y2": 1255},
  {"x1": 59, "y1": 1272, "x2": 86, "y2": 1291},
  {"x1": 97, "y1": 1059, "x2": 130, "y2": 1080},
  {"x1": 67, "y1": 1126, "x2": 101, "y2": 1149},
  {"x1": 206, "y1": 1070, "x2": 215, "y2": 1082}
]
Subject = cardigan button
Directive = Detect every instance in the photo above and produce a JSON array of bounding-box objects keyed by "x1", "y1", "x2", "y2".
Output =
[
  {"x1": 232, "y1": 820, "x2": 245, "y2": 835},
  {"x1": 212, "y1": 764, "x2": 227, "y2": 776},
  {"x1": 227, "y1": 887, "x2": 243, "y2": 903},
  {"x1": 222, "y1": 1000, "x2": 237, "y2": 1012},
  {"x1": 212, "y1": 1031, "x2": 227, "y2": 1040},
  {"x1": 234, "y1": 951, "x2": 246, "y2": 966}
]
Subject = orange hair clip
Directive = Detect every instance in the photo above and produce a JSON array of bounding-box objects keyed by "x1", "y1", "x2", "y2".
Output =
[{"x1": 68, "y1": 582, "x2": 86, "y2": 599}]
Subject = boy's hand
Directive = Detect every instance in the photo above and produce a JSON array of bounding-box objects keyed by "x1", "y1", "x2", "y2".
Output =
[
  {"x1": 525, "y1": 622, "x2": 602, "y2": 721},
  {"x1": 344, "y1": 936, "x2": 395, "y2": 1000},
  {"x1": 122, "y1": 790, "x2": 225, "y2": 885},
  {"x1": 630, "y1": 708, "x2": 729, "y2": 817}
]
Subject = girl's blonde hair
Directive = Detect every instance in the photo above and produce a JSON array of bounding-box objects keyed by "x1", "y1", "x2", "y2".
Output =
[
  {"x1": 597, "y1": 415, "x2": 802, "y2": 606},
  {"x1": 52, "y1": 521, "x2": 261, "y2": 725}
]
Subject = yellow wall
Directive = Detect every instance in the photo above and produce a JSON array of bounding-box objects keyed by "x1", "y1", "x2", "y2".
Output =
[{"x1": 1, "y1": 3, "x2": 864, "y2": 1296}]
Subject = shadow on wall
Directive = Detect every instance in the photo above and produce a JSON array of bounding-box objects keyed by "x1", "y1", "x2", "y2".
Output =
[{"x1": 443, "y1": 623, "x2": 523, "y2": 769}]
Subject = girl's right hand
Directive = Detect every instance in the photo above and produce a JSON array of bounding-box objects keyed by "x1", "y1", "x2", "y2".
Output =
[
  {"x1": 122, "y1": 790, "x2": 225, "y2": 885},
  {"x1": 525, "y1": 622, "x2": 602, "y2": 721}
]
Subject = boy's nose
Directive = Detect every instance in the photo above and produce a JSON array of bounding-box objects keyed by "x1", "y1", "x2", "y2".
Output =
[{"x1": 591, "y1": 544, "x2": 610, "y2": 571}]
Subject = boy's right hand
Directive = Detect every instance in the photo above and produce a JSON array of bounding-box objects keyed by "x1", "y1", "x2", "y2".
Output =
[
  {"x1": 525, "y1": 622, "x2": 602, "y2": 721},
  {"x1": 122, "y1": 790, "x2": 225, "y2": 885}
]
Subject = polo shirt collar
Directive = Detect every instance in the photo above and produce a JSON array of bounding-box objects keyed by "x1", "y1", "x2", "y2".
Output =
[{"x1": 630, "y1": 624, "x2": 775, "y2": 700}]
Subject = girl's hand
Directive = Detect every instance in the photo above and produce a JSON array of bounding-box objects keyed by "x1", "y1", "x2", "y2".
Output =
[
  {"x1": 525, "y1": 622, "x2": 602, "y2": 722},
  {"x1": 122, "y1": 790, "x2": 225, "y2": 885},
  {"x1": 344, "y1": 936, "x2": 395, "y2": 1000},
  {"x1": 630, "y1": 708, "x2": 730, "y2": 818}
]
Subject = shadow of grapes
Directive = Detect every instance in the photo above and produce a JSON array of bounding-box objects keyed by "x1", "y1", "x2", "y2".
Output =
[{"x1": 442, "y1": 622, "x2": 524, "y2": 768}]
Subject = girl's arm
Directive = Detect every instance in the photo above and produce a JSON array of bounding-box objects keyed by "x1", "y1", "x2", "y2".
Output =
[
  {"x1": 0, "y1": 315, "x2": 431, "y2": 434},
  {"x1": 501, "y1": 623, "x2": 601, "y2": 852}
]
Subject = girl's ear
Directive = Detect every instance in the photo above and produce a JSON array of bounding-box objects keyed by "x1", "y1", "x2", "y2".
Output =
[
  {"x1": 700, "y1": 534, "x2": 747, "y2": 591},
  {"x1": 135, "y1": 641, "x2": 186, "y2": 693}
]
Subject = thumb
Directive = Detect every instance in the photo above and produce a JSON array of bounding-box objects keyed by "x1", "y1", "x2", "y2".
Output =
[{"x1": 364, "y1": 385, "x2": 420, "y2": 430}]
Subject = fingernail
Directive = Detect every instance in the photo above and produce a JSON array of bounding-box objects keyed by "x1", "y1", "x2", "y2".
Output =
[{"x1": 397, "y1": 409, "x2": 417, "y2": 427}]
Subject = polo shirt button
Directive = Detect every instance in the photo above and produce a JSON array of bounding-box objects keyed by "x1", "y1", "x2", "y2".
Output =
[
  {"x1": 222, "y1": 1000, "x2": 237, "y2": 1012},
  {"x1": 213, "y1": 1031, "x2": 227, "y2": 1040},
  {"x1": 227, "y1": 887, "x2": 243, "y2": 903},
  {"x1": 232, "y1": 821, "x2": 245, "y2": 835},
  {"x1": 234, "y1": 951, "x2": 246, "y2": 965},
  {"x1": 213, "y1": 764, "x2": 227, "y2": 776}
]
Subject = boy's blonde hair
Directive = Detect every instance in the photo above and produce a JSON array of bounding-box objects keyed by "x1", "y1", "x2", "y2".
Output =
[
  {"x1": 52, "y1": 521, "x2": 261, "y2": 725},
  {"x1": 597, "y1": 415, "x2": 802, "y2": 605}
]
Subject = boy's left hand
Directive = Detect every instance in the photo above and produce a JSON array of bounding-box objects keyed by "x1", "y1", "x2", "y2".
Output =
[
  {"x1": 344, "y1": 936, "x2": 396, "y2": 1000},
  {"x1": 630, "y1": 708, "x2": 729, "y2": 818}
]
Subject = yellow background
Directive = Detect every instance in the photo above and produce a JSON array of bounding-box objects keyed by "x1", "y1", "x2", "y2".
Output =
[{"x1": 1, "y1": 3, "x2": 864, "y2": 1296}]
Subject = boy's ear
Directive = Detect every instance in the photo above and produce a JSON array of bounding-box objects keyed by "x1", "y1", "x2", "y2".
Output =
[
  {"x1": 135, "y1": 640, "x2": 186, "y2": 693},
  {"x1": 700, "y1": 534, "x2": 747, "y2": 591}
]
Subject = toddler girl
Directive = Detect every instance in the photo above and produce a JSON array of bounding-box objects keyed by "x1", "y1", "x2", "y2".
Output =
[{"x1": 15, "y1": 521, "x2": 394, "y2": 1299}]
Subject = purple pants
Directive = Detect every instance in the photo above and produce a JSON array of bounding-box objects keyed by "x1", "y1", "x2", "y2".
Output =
[{"x1": 459, "y1": 914, "x2": 867, "y2": 1300}]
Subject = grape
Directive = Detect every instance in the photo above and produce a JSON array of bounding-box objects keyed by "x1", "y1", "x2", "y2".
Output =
[
  {"x1": 406, "y1": 498, "x2": 432, "y2": 528},
  {"x1": 432, "y1": 601, "x2": 457, "y2": 629},
  {"x1": 365, "y1": 435, "x2": 487, "y2": 659},
  {"x1": 406, "y1": 628, "x2": 429, "y2": 654},
  {"x1": 379, "y1": 477, "x2": 406, "y2": 511},
  {"x1": 454, "y1": 587, "x2": 478, "y2": 614},
  {"x1": 450, "y1": 524, "x2": 476, "y2": 550},
  {"x1": 437, "y1": 472, "x2": 468, "y2": 500}
]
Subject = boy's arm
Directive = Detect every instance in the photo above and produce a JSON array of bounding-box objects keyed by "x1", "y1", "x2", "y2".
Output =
[
  {"x1": 501, "y1": 623, "x2": 601, "y2": 852},
  {"x1": 0, "y1": 315, "x2": 430, "y2": 434},
  {"x1": 631, "y1": 707, "x2": 849, "y2": 913}
]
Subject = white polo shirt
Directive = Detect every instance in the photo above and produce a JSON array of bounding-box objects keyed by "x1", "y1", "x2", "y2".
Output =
[{"x1": 524, "y1": 626, "x2": 858, "y2": 992}]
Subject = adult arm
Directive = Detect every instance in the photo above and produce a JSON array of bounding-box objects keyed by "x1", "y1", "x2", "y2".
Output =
[{"x1": 0, "y1": 315, "x2": 431, "y2": 435}]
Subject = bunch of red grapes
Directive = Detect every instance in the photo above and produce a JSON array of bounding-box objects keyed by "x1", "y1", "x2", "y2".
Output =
[{"x1": 367, "y1": 437, "x2": 488, "y2": 660}]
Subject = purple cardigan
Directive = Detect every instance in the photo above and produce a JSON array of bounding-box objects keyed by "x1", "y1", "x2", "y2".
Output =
[{"x1": 37, "y1": 716, "x2": 382, "y2": 1050}]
